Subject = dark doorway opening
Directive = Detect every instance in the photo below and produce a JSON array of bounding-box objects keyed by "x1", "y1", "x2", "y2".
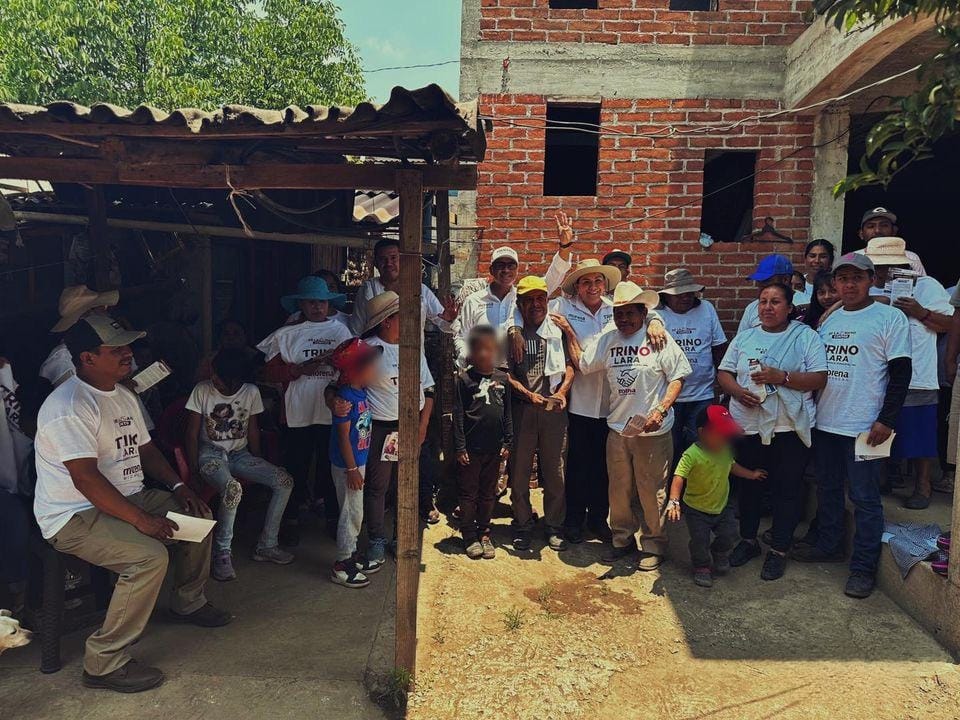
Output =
[
  {"x1": 700, "y1": 150, "x2": 757, "y2": 243},
  {"x1": 543, "y1": 104, "x2": 600, "y2": 197},
  {"x1": 843, "y1": 113, "x2": 960, "y2": 287}
]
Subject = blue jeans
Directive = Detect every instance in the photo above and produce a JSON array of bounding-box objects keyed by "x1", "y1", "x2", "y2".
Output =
[
  {"x1": 672, "y1": 399, "x2": 712, "y2": 465},
  {"x1": 813, "y1": 430, "x2": 884, "y2": 575},
  {"x1": 199, "y1": 446, "x2": 293, "y2": 553}
]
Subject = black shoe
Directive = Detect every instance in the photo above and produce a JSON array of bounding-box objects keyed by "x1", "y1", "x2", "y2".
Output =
[
  {"x1": 169, "y1": 602, "x2": 233, "y2": 628},
  {"x1": 513, "y1": 532, "x2": 531, "y2": 551},
  {"x1": 279, "y1": 521, "x2": 300, "y2": 548},
  {"x1": 844, "y1": 571, "x2": 875, "y2": 599},
  {"x1": 564, "y1": 526, "x2": 584, "y2": 544},
  {"x1": 587, "y1": 522, "x2": 613, "y2": 544},
  {"x1": 791, "y1": 545, "x2": 845, "y2": 563},
  {"x1": 547, "y1": 533, "x2": 568, "y2": 552},
  {"x1": 82, "y1": 660, "x2": 165, "y2": 693},
  {"x1": 904, "y1": 492, "x2": 931, "y2": 510},
  {"x1": 729, "y1": 540, "x2": 761, "y2": 567},
  {"x1": 601, "y1": 542, "x2": 636, "y2": 564},
  {"x1": 760, "y1": 551, "x2": 787, "y2": 581}
]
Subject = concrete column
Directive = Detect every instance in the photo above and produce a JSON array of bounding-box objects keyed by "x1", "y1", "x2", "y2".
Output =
[{"x1": 809, "y1": 106, "x2": 850, "y2": 245}]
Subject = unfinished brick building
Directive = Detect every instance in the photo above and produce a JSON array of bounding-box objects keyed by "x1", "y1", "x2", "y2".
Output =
[{"x1": 456, "y1": 0, "x2": 952, "y2": 331}]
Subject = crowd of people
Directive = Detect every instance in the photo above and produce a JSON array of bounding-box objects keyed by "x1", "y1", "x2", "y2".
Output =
[{"x1": 0, "y1": 203, "x2": 957, "y2": 693}]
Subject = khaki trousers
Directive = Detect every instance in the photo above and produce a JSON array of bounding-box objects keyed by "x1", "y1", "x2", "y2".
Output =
[
  {"x1": 606, "y1": 430, "x2": 672, "y2": 555},
  {"x1": 510, "y1": 401, "x2": 568, "y2": 532},
  {"x1": 49, "y1": 489, "x2": 211, "y2": 676}
]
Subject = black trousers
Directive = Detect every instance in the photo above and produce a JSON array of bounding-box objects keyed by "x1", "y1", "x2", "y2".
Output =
[
  {"x1": 735, "y1": 432, "x2": 810, "y2": 552},
  {"x1": 458, "y1": 450, "x2": 501, "y2": 543},
  {"x1": 283, "y1": 424, "x2": 336, "y2": 522},
  {"x1": 564, "y1": 413, "x2": 609, "y2": 530},
  {"x1": 685, "y1": 503, "x2": 738, "y2": 568}
]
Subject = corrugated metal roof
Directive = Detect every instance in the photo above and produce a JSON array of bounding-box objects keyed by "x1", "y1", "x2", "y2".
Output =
[
  {"x1": 0, "y1": 85, "x2": 485, "y2": 163},
  {"x1": 353, "y1": 190, "x2": 399, "y2": 225}
]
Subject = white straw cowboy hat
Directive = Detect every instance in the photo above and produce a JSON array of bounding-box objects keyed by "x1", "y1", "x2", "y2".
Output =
[
  {"x1": 51, "y1": 285, "x2": 120, "y2": 333},
  {"x1": 660, "y1": 268, "x2": 705, "y2": 296},
  {"x1": 561, "y1": 258, "x2": 621, "y2": 296},
  {"x1": 864, "y1": 237, "x2": 912, "y2": 266},
  {"x1": 611, "y1": 281, "x2": 659, "y2": 310},
  {"x1": 363, "y1": 290, "x2": 400, "y2": 334}
]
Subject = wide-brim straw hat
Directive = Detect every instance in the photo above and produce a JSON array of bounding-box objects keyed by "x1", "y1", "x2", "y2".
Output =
[
  {"x1": 561, "y1": 259, "x2": 621, "y2": 295},
  {"x1": 660, "y1": 268, "x2": 705, "y2": 296},
  {"x1": 864, "y1": 236, "x2": 911, "y2": 266},
  {"x1": 611, "y1": 281, "x2": 659, "y2": 310},
  {"x1": 52, "y1": 285, "x2": 120, "y2": 333},
  {"x1": 363, "y1": 291, "x2": 400, "y2": 334}
]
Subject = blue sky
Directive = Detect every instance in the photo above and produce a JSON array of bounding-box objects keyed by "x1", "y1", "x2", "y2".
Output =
[{"x1": 337, "y1": 1, "x2": 462, "y2": 103}]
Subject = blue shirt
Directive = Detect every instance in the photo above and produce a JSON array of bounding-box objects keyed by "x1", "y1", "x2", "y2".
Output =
[{"x1": 330, "y1": 386, "x2": 373, "y2": 468}]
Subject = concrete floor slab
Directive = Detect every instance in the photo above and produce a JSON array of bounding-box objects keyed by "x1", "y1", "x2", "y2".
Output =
[{"x1": 0, "y1": 523, "x2": 394, "y2": 720}]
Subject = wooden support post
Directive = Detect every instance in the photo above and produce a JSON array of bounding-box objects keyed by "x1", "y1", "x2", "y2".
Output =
[
  {"x1": 435, "y1": 191, "x2": 456, "y2": 486},
  {"x1": 950, "y1": 456, "x2": 960, "y2": 587},
  {"x1": 85, "y1": 187, "x2": 111, "y2": 290},
  {"x1": 395, "y1": 170, "x2": 424, "y2": 676},
  {"x1": 198, "y1": 237, "x2": 213, "y2": 356}
]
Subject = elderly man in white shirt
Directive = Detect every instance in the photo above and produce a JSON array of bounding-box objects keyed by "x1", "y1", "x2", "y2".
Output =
[{"x1": 350, "y1": 238, "x2": 458, "y2": 338}]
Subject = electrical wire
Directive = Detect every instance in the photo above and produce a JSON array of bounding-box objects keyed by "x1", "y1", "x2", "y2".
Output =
[{"x1": 362, "y1": 59, "x2": 460, "y2": 73}]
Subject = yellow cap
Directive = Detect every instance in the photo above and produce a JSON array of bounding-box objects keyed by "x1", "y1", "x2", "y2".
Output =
[{"x1": 516, "y1": 275, "x2": 548, "y2": 296}]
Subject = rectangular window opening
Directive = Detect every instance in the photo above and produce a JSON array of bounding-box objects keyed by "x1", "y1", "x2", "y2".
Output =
[
  {"x1": 669, "y1": 0, "x2": 717, "y2": 10},
  {"x1": 549, "y1": 0, "x2": 600, "y2": 9},
  {"x1": 543, "y1": 104, "x2": 600, "y2": 197},
  {"x1": 700, "y1": 150, "x2": 757, "y2": 243}
]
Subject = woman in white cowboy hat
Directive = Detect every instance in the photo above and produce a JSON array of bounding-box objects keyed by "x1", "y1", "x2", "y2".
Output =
[
  {"x1": 564, "y1": 281, "x2": 692, "y2": 570},
  {"x1": 257, "y1": 275, "x2": 353, "y2": 547},
  {"x1": 657, "y1": 268, "x2": 727, "y2": 464},
  {"x1": 356, "y1": 291, "x2": 436, "y2": 563}
]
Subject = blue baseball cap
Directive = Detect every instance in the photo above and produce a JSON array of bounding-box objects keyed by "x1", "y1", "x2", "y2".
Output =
[{"x1": 747, "y1": 254, "x2": 794, "y2": 281}]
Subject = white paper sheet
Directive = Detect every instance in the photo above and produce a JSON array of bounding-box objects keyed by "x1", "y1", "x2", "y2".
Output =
[
  {"x1": 166, "y1": 511, "x2": 216, "y2": 542},
  {"x1": 854, "y1": 431, "x2": 896, "y2": 462},
  {"x1": 132, "y1": 360, "x2": 172, "y2": 394}
]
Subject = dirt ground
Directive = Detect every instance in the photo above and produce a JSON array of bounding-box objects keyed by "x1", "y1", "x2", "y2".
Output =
[{"x1": 410, "y1": 492, "x2": 960, "y2": 720}]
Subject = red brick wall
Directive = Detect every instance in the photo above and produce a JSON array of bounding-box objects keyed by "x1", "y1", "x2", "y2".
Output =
[
  {"x1": 474, "y1": 94, "x2": 816, "y2": 331},
  {"x1": 478, "y1": 0, "x2": 813, "y2": 47}
]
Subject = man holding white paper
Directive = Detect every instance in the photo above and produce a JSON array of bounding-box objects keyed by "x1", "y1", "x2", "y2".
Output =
[
  {"x1": 793, "y1": 253, "x2": 911, "y2": 600},
  {"x1": 33, "y1": 315, "x2": 231, "y2": 694}
]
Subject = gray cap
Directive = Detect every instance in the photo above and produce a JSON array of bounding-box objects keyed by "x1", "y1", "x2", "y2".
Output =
[
  {"x1": 834, "y1": 251, "x2": 874, "y2": 273},
  {"x1": 861, "y1": 207, "x2": 897, "y2": 226}
]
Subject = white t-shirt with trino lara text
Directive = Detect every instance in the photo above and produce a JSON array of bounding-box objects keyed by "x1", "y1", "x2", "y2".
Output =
[
  {"x1": 257, "y1": 319, "x2": 353, "y2": 427},
  {"x1": 33, "y1": 375, "x2": 152, "y2": 538},
  {"x1": 816, "y1": 301, "x2": 911, "y2": 437}
]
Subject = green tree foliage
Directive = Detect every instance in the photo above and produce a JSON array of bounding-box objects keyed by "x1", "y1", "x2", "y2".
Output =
[
  {"x1": 815, "y1": 0, "x2": 960, "y2": 194},
  {"x1": 0, "y1": 0, "x2": 366, "y2": 109}
]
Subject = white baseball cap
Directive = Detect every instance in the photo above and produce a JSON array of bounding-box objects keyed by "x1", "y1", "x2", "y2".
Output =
[{"x1": 490, "y1": 246, "x2": 518, "y2": 265}]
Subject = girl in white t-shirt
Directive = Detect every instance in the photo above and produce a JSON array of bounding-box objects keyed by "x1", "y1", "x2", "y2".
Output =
[
  {"x1": 257, "y1": 276, "x2": 353, "y2": 547},
  {"x1": 185, "y1": 349, "x2": 294, "y2": 581}
]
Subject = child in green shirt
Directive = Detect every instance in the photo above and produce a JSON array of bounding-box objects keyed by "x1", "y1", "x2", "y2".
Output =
[{"x1": 667, "y1": 405, "x2": 766, "y2": 587}]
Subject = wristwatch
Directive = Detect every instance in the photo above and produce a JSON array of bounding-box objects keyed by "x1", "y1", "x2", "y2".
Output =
[
  {"x1": 782, "y1": 371, "x2": 791, "y2": 386},
  {"x1": 654, "y1": 403, "x2": 668, "y2": 416},
  {"x1": 667, "y1": 499, "x2": 680, "y2": 508}
]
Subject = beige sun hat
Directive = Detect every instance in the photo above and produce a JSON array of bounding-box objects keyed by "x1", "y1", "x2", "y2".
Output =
[
  {"x1": 363, "y1": 290, "x2": 400, "y2": 334},
  {"x1": 51, "y1": 285, "x2": 120, "y2": 333},
  {"x1": 611, "y1": 281, "x2": 659, "y2": 310},
  {"x1": 864, "y1": 237, "x2": 911, "y2": 266},
  {"x1": 561, "y1": 259, "x2": 621, "y2": 296},
  {"x1": 660, "y1": 268, "x2": 705, "y2": 296}
]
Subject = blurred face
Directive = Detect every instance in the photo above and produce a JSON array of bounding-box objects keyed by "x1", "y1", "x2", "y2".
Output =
[
  {"x1": 468, "y1": 335, "x2": 498, "y2": 372},
  {"x1": 299, "y1": 299, "x2": 329, "y2": 323},
  {"x1": 806, "y1": 245, "x2": 832, "y2": 273},
  {"x1": 353, "y1": 357, "x2": 379, "y2": 387},
  {"x1": 816, "y1": 280, "x2": 839, "y2": 309},
  {"x1": 490, "y1": 258, "x2": 518, "y2": 287},
  {"x1": 697, "y1": 426, "x2": 729, "y2": 453},
  {"x1": 663, "y1": 291, "x2": 695, "y2": 314},
  {"x1": 606, "y1": 258, "x2": 629, "y2": 281},
  {"x1": 375, "y1": 245, "x2": 401, "y2": 283},
  {"x1": 81, "y1": 344, "x2": 134, "y2": 383},
  {"x1": 613, "y1": 304, "x2": 647, "y2": 336},
  {"x1": 575, "y1": 272, "x2": 607, "y2": 307},
  {"x1": 758, "y1": 286, "x2": 792, "y2": 330},
  {"x1": 518, "y1": 291, "x2": 547, "y2": 327},
  {"x1": 220, "y1": 322, "x2": 247, "y2": 350},
  {"x1": 859, "y1": 218, "x2": 896, "y2": 242},
  {"x1": 833, "y1": 267, "x2": 873, "y2": 307}
]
